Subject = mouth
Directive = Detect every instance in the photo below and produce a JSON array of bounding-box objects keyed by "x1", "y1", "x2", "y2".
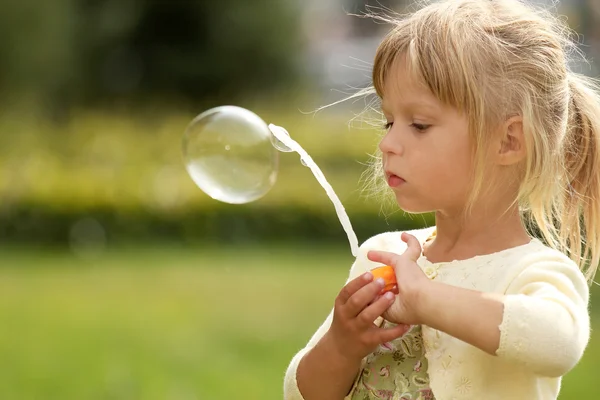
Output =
[{"x1": 385, "y1": 171, "x2": 406, "y2": 187}]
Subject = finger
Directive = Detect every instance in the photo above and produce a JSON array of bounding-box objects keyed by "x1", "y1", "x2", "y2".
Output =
[
  {"x1": 342, "y1": 278, "x2": 386, "y2": 318},
  {"x1": 336, "y1": 272, "x2": 374, "y2": 306},
  {"x1": 376, "y1": 323, "x2": 411, "y2": 343},
  {"x1": 366, "y1": 250, "x2": 400, "y2": 267},
  {"x1": 371, "y1": 294, "x2": 381, "y2": 303},
  {"x1": 357, "y1": 291, "x2": 396, "y2": 328},
  {"x1": 400, "y1": 233, "x2": 422, "y2": 261}
]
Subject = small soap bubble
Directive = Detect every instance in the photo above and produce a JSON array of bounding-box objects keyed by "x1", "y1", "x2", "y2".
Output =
[
  {"x1": 269, "y1": 124, "x2": 294, "y2": 153},
  {"x1": 182, "y1": 106, "x2": 278, "y2": 204}
]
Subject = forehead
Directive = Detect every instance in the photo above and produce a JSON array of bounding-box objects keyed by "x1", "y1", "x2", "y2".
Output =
[
  {"x1": 381, "y1": 97, "x2": 440, "y2": 114},
  {"x1": 380, "y1": 57, "x2": 442, "y2": 113}
]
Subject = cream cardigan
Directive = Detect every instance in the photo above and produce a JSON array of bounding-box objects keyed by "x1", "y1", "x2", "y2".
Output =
[{"x1": 283, "y1": 227, "x2": 590, "y2": 400}]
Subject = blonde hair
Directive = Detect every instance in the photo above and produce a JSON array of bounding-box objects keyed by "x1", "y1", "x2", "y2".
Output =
[{"x1": 358, "y1": 0, "x2": 600, "y2": 282}]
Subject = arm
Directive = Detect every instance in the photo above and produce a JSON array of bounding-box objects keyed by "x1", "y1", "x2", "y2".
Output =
[
  {"x1": 369, "y1": 234, "x2": 590, "y2": 378},
  {"x1": 416, "y1": 282, "x2": 504, "y2": 355},
  {"x1": 283, "y1": 309, "x2": 361, "y2": 400},
  {"x1": 284, "y1": 231, "x2": 414, "y2": 400},
  {"x1": 293, "y1": 316, "x2": 363, "y2": 400},
  {"x1": 283, "y1": 256, "x2": 367, "y2": 400},
  {"x1": 495, "y1": 257, "x2": 590, "y2": 376},
  {"x1": 416, "y1": 256, "x2": 590, "y2": 376},
  {"x1": 284, "y1": 279, "x2": 406, "y2": 400}
]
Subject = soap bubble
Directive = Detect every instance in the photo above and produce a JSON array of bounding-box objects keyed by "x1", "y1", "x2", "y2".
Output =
[
  {"x1": 269, "y1": 124, "x2": 294, "y2": 152},
  {"x1": 182, "y1": 106, "x2": 278, "y2": 204},
  {"x1": 182, "y1": 105, "x2": 361, "y2": 256}
]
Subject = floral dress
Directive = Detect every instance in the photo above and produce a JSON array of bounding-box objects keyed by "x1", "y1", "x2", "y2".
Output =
[
  {"x1": 350, "y1": 231, "x2": 437, "y2": 400},
  {"x1": 349, "y1": 323, "x2": 434, "y2": 400}
]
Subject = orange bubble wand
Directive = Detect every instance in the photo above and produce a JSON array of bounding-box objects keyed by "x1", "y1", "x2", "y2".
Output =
[{"x1": 370, "y1": 265, "x2": 399, "y2": 295}]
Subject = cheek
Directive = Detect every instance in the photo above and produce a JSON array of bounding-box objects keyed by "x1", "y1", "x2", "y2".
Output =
[
  {"x1": 421, "y1": 146, "x2": 473, "y2": 194},
  {"x1": 445, "y1": 161, "x2": 473, "y2": 199}
]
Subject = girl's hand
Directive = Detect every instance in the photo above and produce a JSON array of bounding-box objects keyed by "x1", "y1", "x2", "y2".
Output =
[
  {"x1": 367, "y1": 232, "x2": 432, "y2": 326},
  {"x1": 325, "y1": 271, "x2": 412, "y2": 363}
]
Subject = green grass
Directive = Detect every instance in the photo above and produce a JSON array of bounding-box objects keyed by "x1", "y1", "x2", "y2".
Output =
[{"x1": 0, "y1": 245, "x2": 598, "y2": 399}]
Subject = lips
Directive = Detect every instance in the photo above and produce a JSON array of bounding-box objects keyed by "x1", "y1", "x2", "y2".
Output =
[{"x1": 386, "y1": 172, "x2": 405, "y2": 187}]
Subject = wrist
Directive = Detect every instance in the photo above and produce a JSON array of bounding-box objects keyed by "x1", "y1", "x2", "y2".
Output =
[
  {"x1": 412, "y1": 279, "x2": 437, "y2": 325},
  {"x1": 321, "y1": 330, "x2": 363, "y2": 370}
]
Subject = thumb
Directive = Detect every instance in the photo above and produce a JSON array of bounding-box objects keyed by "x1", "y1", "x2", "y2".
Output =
[{"x1": 401, "y1": 233, "x2": 422, "y2": 261}]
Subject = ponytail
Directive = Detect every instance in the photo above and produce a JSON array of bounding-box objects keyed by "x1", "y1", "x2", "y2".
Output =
[{"x1": 558, "y1": 73, "x2": 600, "y2": 282}]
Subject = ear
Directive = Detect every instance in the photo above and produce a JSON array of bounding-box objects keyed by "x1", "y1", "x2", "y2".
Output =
[{"x1": 496, "y1": 116, "x2": 526, "y2": 166}]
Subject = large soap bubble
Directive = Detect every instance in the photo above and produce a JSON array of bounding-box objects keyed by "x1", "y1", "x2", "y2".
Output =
[
  {"x1": 182, "y1": 106, "x2": 359, "y2": 257},
  {"x1": 182, "y1": 106, "x2": 278, "y2": 204}
]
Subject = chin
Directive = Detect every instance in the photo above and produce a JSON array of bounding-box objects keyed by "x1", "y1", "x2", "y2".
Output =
[{"x1": 394, "y1": 195, "x2": 435, "y2": 215}]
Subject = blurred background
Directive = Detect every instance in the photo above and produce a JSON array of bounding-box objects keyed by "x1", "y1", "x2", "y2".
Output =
[{"x1": 0, "y1": 0, "x2": 598, "y2": 399}]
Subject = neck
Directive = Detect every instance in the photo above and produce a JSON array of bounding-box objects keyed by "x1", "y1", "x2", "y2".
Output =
[{"x1": 424, "y1": 203, "x2": 531, "y2": 263}]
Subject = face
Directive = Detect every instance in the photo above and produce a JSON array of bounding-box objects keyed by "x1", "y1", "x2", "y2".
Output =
[{"x1": 379, "y1": 59, "x2": 474, "y2": 215}]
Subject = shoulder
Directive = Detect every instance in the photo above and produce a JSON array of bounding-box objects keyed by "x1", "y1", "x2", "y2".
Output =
[
  {"x1": 347, "y1": 226, "x2": 436, "y2": 281},
  {"x1": 504, "y1": 239, "x2": 589, "y2": 301},
  {"x1": 356, "y1": 226, "x2": 436, "y2": 260},
  {"x1": 513, "y1": 239, "x2": 582, "y2": 273}
]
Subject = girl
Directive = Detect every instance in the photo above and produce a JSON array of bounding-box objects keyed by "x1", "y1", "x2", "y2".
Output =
[{"x1": 283, "y1": 0, "x2": 600, "y2": 399}]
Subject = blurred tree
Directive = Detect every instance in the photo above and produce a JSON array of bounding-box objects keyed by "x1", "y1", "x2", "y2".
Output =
[
  {"x1": 0, "y1": 0, "x2": 77, "y2": 114},
  {"x1": 560, "y1": 0, "x2": 600, "y2": 76},
  {"x1": 0, "y1": 0, "x2": 306, "y2": 113},
  {"x1": 344, "y1": 0, "x2": 408, "y2": 37},
  {"x1": 77, "y1": 0, "x2": 306, "y2": 107},
  {"x1": 583, "y1": 0, "x2": 600, "y2": 76}
]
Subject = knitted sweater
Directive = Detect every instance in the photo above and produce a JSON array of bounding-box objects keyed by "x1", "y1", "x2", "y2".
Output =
[{"x1": 283, "y1": 227, "x2": 590, "y2": 400}]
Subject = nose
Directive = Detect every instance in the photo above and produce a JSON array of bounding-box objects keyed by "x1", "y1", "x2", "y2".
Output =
[{"x1": 378, "y1": 127, "x2": 403, "y2": 156}]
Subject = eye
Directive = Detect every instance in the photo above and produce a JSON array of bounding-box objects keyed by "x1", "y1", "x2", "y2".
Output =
[
  {"x1": 383, "y1": 122, "x2": 393, "y2": 130},
  {"x1": 411, "y1": 123, "x2": 431, "y2": 132}
]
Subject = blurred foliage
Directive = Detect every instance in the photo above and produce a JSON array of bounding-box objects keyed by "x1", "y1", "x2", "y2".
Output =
[
  {"x1": 0, "y1": 107, "x2": 432, "y2": 248},
  {"x1": 0, "y1": 0, "x2": 596, "y2": 247},
  {"x1": 0, "y1": 0, "x2": 305, "y2": 115}
]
